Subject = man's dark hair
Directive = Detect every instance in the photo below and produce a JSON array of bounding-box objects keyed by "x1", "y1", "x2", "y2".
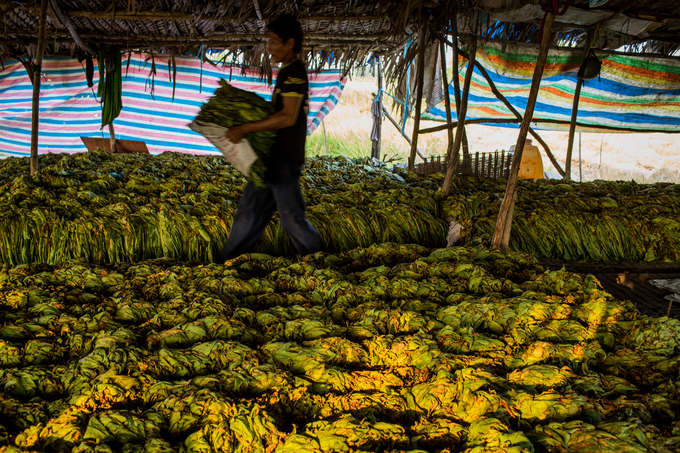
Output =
[{"x1": 267, "y1": 14, "x2": 303, "y2": 54}]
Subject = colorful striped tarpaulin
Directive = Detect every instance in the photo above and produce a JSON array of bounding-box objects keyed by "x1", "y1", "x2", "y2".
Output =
[
  {"x1": 425, "y1": 42, "x2": 680, "y2": 133},
  {"x1": 0, "y1": 53, "x2": 346, "y2": 157}
]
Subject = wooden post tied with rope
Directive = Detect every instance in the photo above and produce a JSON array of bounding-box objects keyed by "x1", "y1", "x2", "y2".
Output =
[
  {"x1": 491, "y1": 11, "x2": 556, "y2": 251},
  {"x1": 439, "y1": 38, "x2": 454, "y2": 162},
  {"x1": 442, "y1": 34, "x2": 478, "y2": 195},
  {"x1": 371, "y1": 55, "x2": 383, "y2": 160},
  {"x1": 29, "y1": 0, "x2": 50, "y2": 176},
  {"x1": 566, "y1": 46, "x2": 601, "y2": 179},
  {"x1": 408, "y1": 14, "x2": 429, "y2": 173}
]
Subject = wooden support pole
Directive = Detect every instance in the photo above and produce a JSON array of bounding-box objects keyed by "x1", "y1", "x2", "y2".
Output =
[
  {"x1": 371, "y1": 55, "x2": 383, "y2": 160},
  {"x1": 442, "y1": 34, "x2": 477, "y2": 194},
  {"x1": 565, "y1": 78, "x2": 583, "y2": 180},
  {"x1": 449, "y1": 15, "x2": 470, "y2": 162},
  {"x1": 500, "y1": 192, "x2": 517, "y2": 247},
  {"x1": 322, "y1": 119, "x2": 329, "y2": 156},
  {"x1": 491, "y1": 12, "x2": 555, "y2": 250},
  {"x1": 565, "y1": 37, "x2": 593, "y2": 180},
  {"x1": 30, "y1": 0, "x2": 49, "y2": 177},
  {"x1": 109, "y1": 123, "x2": 117, "y2": 152},
  {"x1": 439, "y1": 38, "x2": 454, "y2": 162},
  {"x1": 408, "y1": 16, "x2": 428, "y2": 173}
]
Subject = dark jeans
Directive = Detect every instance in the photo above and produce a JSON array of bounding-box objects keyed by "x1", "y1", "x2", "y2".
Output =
[{"x1": 219, "y1": 161, "x2": 325, "y2": 261}]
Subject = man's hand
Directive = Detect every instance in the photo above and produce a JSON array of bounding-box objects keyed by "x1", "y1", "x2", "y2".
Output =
[{"x1": 226, "y1": 124, "x2": 247, "y2": 143}]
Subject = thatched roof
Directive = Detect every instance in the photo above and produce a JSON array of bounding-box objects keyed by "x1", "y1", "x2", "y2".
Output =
[
  {"x1": 1, "y1": 0, "x2": 421, "y2": 73},
  {"x1": 477, "y1": 0, "x2": 680, "y2": 56},
  {"x1": 1, "y1": 0, "x2": 678, "y2": 77}
]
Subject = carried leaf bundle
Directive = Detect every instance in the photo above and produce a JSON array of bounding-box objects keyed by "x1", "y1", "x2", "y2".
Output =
[{"x1": 193, "y1": 79, "x2": 275, "y2": 186}]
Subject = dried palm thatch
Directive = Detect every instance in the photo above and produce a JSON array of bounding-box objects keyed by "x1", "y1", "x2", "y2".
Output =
[{"x1": 1, "y1": 0, "x2": 427, "y2": 79}]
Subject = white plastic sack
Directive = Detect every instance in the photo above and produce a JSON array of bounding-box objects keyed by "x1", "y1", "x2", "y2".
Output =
[
  {"x1": 446, "y1": 217, "x2": 464, "y2": 248},
  {"x1": 189, "y1": 119, "x2": 258, "y2": 177}
]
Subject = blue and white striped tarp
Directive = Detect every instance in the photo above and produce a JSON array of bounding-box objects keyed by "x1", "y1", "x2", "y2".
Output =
[{"x1": 0, "y1": 53, "x2": 346, "y2": 157}]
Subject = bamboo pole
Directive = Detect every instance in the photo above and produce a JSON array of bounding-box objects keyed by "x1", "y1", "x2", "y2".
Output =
[
  {"x1": 439, "y1": 38, "x2": 454, "y2": 161},
  {"x1": 442, "y1": 34, "x2": 477, "y2": 194},
  {"x1": 371, "y1": 55, "x2": 383, "y2": 160},
  {"x1": 449, "y1": 14, "x2": 470, "y2": 162},
  {"x1": 29, "y1": 0, "x2": 49, "y2": 176},
  {"x1": 491, "y1": 12, "x2": 556, "y2": 250},
  {"x1": 109, "y1": 123, "x2": 117, "y2": 152},
  {"x1": 408, "y1": 15, "x2": 428, "y2": 172},
  {"x1": 565, "y1": 78, "x2": 583, "y2": 179}
]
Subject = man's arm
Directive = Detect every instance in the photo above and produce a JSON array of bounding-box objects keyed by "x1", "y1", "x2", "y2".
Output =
[{"x1": 226, "y1": 95, "x2": 303, "y2": 143}]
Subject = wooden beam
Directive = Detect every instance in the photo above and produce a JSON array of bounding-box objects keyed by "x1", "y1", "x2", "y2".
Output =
[
  {"x1": 439, "y1": 37, "x2": 454, "y2": 162},
  {"x1": 408, "y1": 15, "x2": 428, "y2": 172},
  {"x1": 4, "y1": 29, "x2": 391, "y2": 42},
  {"x1": 305, "y1": 15, "x2": 388, "y2": 22},
  {"x1": 415, "y1": 115, "x2": 680, "y2": 135},
  {"x1": 533, "y1": 118, "x2": 680, "y2": 134},
  {"x1": 491, "y1": 12, "x2": 556, "y2": 251},
  {"x1": 57, "y1": 11, "x2": 387, "y2": 21},
  {"x1": 1, "y1": 37, "x2": 401, "y2": 55},
  {"x1": 30, "y1": 0, "x2": 49, "y2": 176},
  {"x1": 420, "y1": 117, "x2": 520, "y2": 133},
  {"x1": 442, "y1": 34, "x2": 477, "y2": 195},
  {"x1": 3, "y1": 30, "x2": 396, "y2": 51}
]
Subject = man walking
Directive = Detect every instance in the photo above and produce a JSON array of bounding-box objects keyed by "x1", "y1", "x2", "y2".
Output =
[{"x1": 219, "y1": 14, "x2": 325, "y2": 262}]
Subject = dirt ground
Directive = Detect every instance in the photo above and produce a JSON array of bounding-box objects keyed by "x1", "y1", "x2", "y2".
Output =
[{"x1": 327, "y1": 78, "x2": 680, "y2": 183}]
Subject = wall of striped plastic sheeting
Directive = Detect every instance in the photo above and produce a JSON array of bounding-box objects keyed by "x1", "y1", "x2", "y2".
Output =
[
  {"x1": 425, "y1": 42, "x2": 680, "y2": 133},
  {"x1": 0, "y1": 53, "x2": 346, "y2": 157}
]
